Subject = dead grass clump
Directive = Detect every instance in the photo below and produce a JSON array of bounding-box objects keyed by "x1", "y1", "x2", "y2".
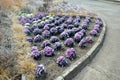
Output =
[
  {"x1": 0, "y1": 0, "x2": 25, "y2": 11},
  {"x1": 11, "y1": 15, "x2": 37, "y2": 80}
]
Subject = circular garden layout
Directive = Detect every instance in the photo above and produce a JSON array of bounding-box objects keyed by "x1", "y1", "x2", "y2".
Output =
[{"x1": 18, "y1": 13, "x2": 103, "y2": 80}]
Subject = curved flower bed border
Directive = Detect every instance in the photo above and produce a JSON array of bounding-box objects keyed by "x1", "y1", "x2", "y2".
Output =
[{"x1": 55, "y1": 17, "x2": 106, "y2": 80}]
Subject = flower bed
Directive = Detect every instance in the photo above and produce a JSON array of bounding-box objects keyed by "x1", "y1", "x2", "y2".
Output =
[{"x1": 18, "y1": 13, "x2": 103, "y2": 80}]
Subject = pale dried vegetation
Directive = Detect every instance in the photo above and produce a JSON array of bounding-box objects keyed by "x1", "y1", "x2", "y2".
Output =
[
  {"x1": 12, "y1": 15, "x2": 37, "y2": 79},
  {"x1": 0, "y1": 0, "x2": 37, "y2": 79},
  {"x1": 0, "y1": 0, "x2": 25, "y2": 11}
]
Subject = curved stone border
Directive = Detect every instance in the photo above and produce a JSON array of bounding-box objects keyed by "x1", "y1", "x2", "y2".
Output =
[{"x1": 55, "y1": 17, "x2": 106, "y2": 80}]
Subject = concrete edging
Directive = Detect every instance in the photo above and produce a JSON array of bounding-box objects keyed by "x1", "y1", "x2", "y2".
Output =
[{"x1": 55, "y1": 17, "x2": 106, "y2": 80}]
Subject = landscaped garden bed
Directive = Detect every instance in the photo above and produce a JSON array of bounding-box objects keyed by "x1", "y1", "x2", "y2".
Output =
[{"x1": 18, "y1": 13, "x2": 103, "y2": 80}]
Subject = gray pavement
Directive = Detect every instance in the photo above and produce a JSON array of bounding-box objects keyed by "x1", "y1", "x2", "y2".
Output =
[{"x1": 66, "y1": 0, "x2": 120, "y2": 80}]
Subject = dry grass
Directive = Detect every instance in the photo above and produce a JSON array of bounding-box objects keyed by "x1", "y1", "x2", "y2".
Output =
[
  {"x1": 0, "y1": 0, "x2": 25, "y2": 10},
  {"x1": 11, "y1": 15, "x2": 37, "y2": 80}
]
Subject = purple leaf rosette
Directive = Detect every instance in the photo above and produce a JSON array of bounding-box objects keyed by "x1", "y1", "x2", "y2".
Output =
[
  {"x1": 53, "y1": 42, "x2": 62, "y2": 50},
  {"x1": 74, "y1": 22, "x2": 80, "y2": 27},
  {"x1": 50, "y1": 36, "x2": 59, "y2": 43},
  {"x1": 26, "y1": 37, "x2": 33, "y2": 43},
  {"x1": 72, "y1": 28, "x2": 81, "y2": 33},
  {"x1": 65, "y1": 48, "x2": 77, "y2": 60},
  {"x1": 38, "y1": 23, "x2": 44, "y2": 29},
  {"x1": 34, "y1": 35, "x2": 43, "y2": 43},
  {"x1": 64, "y1": 38, "x2": 74, "y2": 47},
  {"x1": 50, "y1": 27, "x2": 58, "y2": 35},
  {"x1": 93, "y1": 24, "x2": 100, "y2": 32},
  {"x1": 90, "y1": 29, "x2": 98, "y2": 36},
  {"x1": 35, "y1": 64, "x2": 46, "y2": 77},
  {"x1": 67, "y1": 25, "x2": 74, "y2": 29},
  {"x1": 33, "y1": 28, "x2": 41, "y2": 35},
  {"x1": 60, "y1": 31, "x2": 69, "y2": 40},
  {"x1": 41, "y1": 40, "x2": 51, "y2": 48},
  {"x1": 57, "y1": 56, "x2": 68, "y2": 67},
  {"x1": 81, "y1": 22, "x2": 88, "y2": 30},
  {"x1": 31, "y1": 46, "x2": 38, "y2": 52},
  {"x1": 78, "y1": 38, "x2": 86, "y2": 48},
  {"x1": 42, "y1": 30, "x2": 51, "y2": 38},
  {"x1": 43, "y1": 46, "x2": 54, "y2": 57},
  {"x1": 74, "y1": 33, "x2": 82, "y2": 43},
  {"x1": 31, "y1": 50, "x2": 41, "y2": 60},
  {"x1": 23, "y1": 27, "x2": 31, "y2": 35},
  {"x1": 85, "y1": 36, "x2": 93, "y2": 43},
  {"x1": 43, "y1": 25, "x2": 50, "y2": 30},
  {"x1": 56, "y1": 26, "x2": 64, "y2": 33}
]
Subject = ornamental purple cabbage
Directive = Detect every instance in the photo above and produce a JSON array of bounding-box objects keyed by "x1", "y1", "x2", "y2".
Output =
[
  {"x1": 72, "y1": 28, "x2": 81, "y2": 33},
  {"x1": 42, "y1": 30, "x2": 51, "y2": 38},
  {"x1": 50, "y1": 27, "x2": 58, "y2": 35},
  {"x1": 41, "y1": 40, "x2": 51, "y2": 48},
  {"x1": 74, "y1": 22, "x2": 80, "y2": 27},
  {"x1": 65, "y1": 48, "x2": 77, "y2": 60},
  {"x1": 60, "y1": 32, "x2": 69, "y2": 40},
  {"x1": 56, "y1": 26, "x2": 64, "y2": 33},
  {"x1": 35, "y1": 64, "x2": 46, "y2": 77},
  {"x1": 67, "y1": 25, "x2": 74, "y2": 29},
  {"x1": 31, "y1": 50, "x2": 41, "y2": 60},
  {"x1": 26, "y1": 37, "x2": 33, "y2": 42},
  {"x1": 61, "y1": 23, "x2": 67, "y2": 28},
  {"x1": 34, "y1": 35, "x2": 43, "y2": 43},
  {"x1": 50, "y1": 36, "x2": 59, "y2": 43},
  {"x1": 43, "y1": 25, "x2": 50, "y2": 30},
  {"x1": 81, "y1": 22, "x2": 88, "y2": 30},
  {"x1": 23, "y1": 27, "x2": 31, "y2": 35},
  {"x1": 43, "y1": 46, "x2": 54, "y2": 57},
  {"x1": 74, "y1": 33, "x2": 82, "y2": 43},
  {"x1": 85, "y1": 36, "x2": 93, "y2": 43},
  {"x1": 31, "y1": 46, "x2": 38, "y2": 52},
  {"x1": 53, "y1": 42, "x2": 62, "y2": 50},
  {"x1": 57, "y1": 56, "x2": 68, "y2": 67},
  {"x1": 93, "y1": 26, "x2": 100, "y2": 32},
  {"x1": 33, "y1": 28, "x2": 41, "y2": 35},
  {"x1": 90, "y1": 29, "x2": 98, "y2": 36},
  {"x1": 78, "y1": 38, "x2": 86, "y2": 48},
  {"x1": 38, "y1": 23, "x2": 44, "y2": 29},
  {"x1": 64, "y1": 38, "x2": 74, "y2": 47}
]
